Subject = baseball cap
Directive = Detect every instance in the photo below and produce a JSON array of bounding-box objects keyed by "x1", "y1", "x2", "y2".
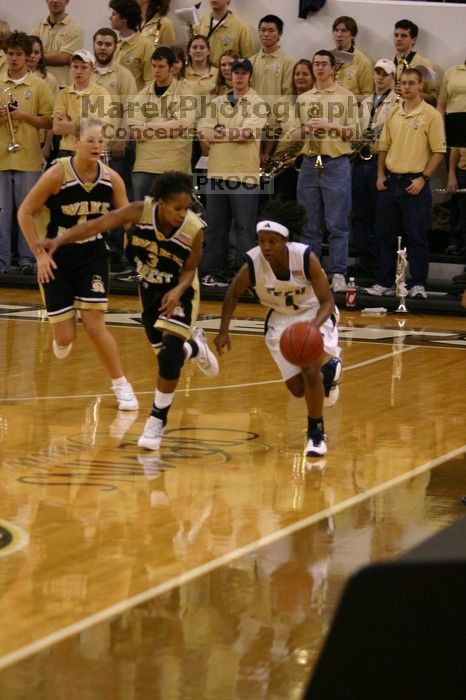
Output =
[
  {"x1": 231, "y1": 58, "x2": 253, "y2": 73},
  {"x1": 71, "y1": 50, "x2": 96, "y2": 67},
  {"x1": 374, "y1": 59, "x2": 396, "y2": 75}
]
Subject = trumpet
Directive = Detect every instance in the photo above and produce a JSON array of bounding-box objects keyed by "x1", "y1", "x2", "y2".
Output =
[
  {"x1": 2, "y1": 89, "x2": 21, "y2": 153},
  {"x1": 307, "y1": 103, "x2": 324, "y2": 171},
  {"x1": 395, "y1": 236, "x2": 408, "y2": 313}
]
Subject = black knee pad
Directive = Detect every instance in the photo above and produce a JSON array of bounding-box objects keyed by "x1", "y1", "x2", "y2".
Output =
[{"x1": 158, "y1": 334, "x2": 185, "y2": 380}]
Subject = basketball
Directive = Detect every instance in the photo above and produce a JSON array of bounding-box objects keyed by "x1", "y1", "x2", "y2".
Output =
[{"x1": 279, "y1": 322, "x2": 324, "y2": 367}]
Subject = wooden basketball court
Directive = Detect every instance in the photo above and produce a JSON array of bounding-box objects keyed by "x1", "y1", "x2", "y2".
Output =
[{"x1": 0, "y1": 286, "x2": 465, "y2": 698}]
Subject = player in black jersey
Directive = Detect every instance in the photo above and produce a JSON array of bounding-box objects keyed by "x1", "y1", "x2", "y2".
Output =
[
  {"x1": 38, "y1": 170, "x2": 219, "y2": 452},
  {"x1": 18, "y1": 117, "x2": 138, "y2": 411}
]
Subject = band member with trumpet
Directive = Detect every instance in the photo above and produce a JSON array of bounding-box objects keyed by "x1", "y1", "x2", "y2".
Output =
[
  {"x1": 392, "y1": 19, "x2": 440, "y2": 107},
  {"x1": 351, "y1": 59, "x2": 397, "y2": 279},
  {"x1": 0, "y1": 31, "x2": 54, "y2": 275},
  {"x1": 292, "y1": 50, "x2": 359, "y2": 293},
  {"x1": 366, "y1": 67, "x2": 446, "y2": 299},
  {"x1": 138, "y1": 1, "x2": 176, "y2": 46}
]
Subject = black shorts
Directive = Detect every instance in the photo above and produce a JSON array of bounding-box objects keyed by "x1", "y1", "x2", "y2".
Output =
[
  {"x1": 139, "y1": 280, "x2": 199, "y2": 348},
  {"x1": 41, "y1": 239, "x2": 109, "y2": 323}
]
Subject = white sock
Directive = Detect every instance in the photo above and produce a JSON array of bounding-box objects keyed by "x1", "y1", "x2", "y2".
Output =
[
  {"x1": 154, "y1": 389, "x2": 174, "y2": 409},
  {"x1": 112, "y1": 376, "x2": 128, "y2": 388},
  {"x1": 183, "y1": 341, "x2": 193, "y2": 360}
]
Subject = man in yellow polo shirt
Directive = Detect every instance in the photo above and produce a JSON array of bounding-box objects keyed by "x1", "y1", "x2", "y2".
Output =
[
  {"x1": 392, "y1": 19, "x2": 440, "y2": 107},
  {"x1": 293, "y1": 49, "x2": 359, "y2": 293},
  {"x1": 127, "y1": 46, "x2": 196, "y2": 201},
  {"x1": 196, "y1": 0, "x2": 254, "y2": 67},
  {"x1": 30, "y1": 0, "x2": 84, "y2": 89},
  {"x1": 366, "y1": 68, "x2": 446, "y2": 300},
  {"x1": 0, "y1": 32, "x2": 53, "y2": 274},
  {"x1": 198, "y1": 57, "x2": 267, "y2": 286},
  {"x1": 250, "y1": 14, "x2": 294, "y2": 107},
  {"x1": 109, "y1": 0, "x2": 153, "y2": 91},
  {"x1": 52, "y1": 50, "x2": 112, "y2": 155},
  {"x1": 331, "y1": 15, "x2": 373, "y2": 102}
]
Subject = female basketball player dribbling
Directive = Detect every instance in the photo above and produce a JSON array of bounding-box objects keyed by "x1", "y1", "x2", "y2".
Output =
[
  {"x1": 18, "y1": 117, "x2": 138, "y2": 411},
  {"x1": 214, "y1": 199, "x2": 342, "y2": 457}
]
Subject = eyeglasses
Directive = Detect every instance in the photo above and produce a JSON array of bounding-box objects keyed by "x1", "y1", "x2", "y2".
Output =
[{"x1": 312, "y1": 61, "x2": 331, "y2": 68}]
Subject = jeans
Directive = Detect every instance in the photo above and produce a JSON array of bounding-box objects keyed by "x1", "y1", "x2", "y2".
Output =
[
  {"x1": 132, "y1": 171, "x2": 158, "y2": 201},
  {"x1": 201, "y1": 179, "x2": 259, "y2": 280},
  {"x1": 351, "y1": 157, "x2": 379, "y2": 275},
  {"x1": 297, "y1": 155, "x2": 351, "y2": 275},
  {"x1": 375, "y1": 173, "x2": 432, "y2": 287},
  {"x1": 0, "y1": 170, "x2": 41, "y2": 271}
]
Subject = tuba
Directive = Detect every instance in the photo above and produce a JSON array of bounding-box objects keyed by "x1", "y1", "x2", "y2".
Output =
[{"x1": 2, "y1": 88, "x2": 21, "y2": 153}]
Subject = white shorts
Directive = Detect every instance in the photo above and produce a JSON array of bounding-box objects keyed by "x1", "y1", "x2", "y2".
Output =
[{"x1": 265, "y1": 308, "x2": 341, "y2": 382}]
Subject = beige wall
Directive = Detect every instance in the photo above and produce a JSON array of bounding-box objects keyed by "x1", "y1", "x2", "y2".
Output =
[{"x1": 1, "y1": 0, "x2": 464, "y2": 76}]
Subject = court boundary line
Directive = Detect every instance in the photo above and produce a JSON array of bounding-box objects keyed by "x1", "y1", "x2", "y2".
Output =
[
  {"x1": 0, "y1": 345, "x2": 418, "y2": 403},
  {"x1": 0, "y1": 443, "x2": 464, "y2": 672}
]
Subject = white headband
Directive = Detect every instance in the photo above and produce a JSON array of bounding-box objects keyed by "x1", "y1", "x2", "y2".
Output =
[{"x1": 256, "y1": 220, "x2": 289, "y2": 238}]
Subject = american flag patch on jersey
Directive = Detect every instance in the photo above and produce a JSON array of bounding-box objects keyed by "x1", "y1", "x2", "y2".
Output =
[
  {"x1": 292, "y1": 270, "x2": 305, "y2": 277},
  {"x1": 175, "y1": 232, "x2": 192, "y2": 246}
]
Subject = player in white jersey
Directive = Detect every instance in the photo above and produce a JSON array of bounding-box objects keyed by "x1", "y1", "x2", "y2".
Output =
[{"x1": 214, "y1": 199, "x2": 342, "y2": 457}]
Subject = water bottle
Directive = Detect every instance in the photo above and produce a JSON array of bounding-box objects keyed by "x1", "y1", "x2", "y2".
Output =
[{"x1": 346, "y1": 277, "x2": 357, "y2": 309}]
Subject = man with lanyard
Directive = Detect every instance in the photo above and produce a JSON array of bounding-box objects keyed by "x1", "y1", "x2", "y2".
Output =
[
  {"x1": 31, "y1": 0, "x2": 84, "y2": 90},
  {"x1": 351, "y1": 59, "x2": 397, "y2": 280},
  {"x1": 293, "y1": 50, "x2": 359, "y2": 294},
  {"x1": 196, "y1": 0, "x2": 254, "y2": 67},
  {"x1": 392, "y1": 19, "x2": 439, "y2": 107},
  {"x1": 366, "y1": 67, "x2": 445, "y2": 299}
]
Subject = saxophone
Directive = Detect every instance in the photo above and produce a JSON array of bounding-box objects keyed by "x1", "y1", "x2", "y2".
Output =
[
  {"x1": 351, "y1": 124, "x2": 383, "y2": 161},
  {"x1": 260, "y1": 140, "x2": 304, "y2": 182}
]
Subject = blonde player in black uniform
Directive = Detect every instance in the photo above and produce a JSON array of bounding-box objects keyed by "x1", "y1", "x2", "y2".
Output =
[
  {"x1": 38, "y1": 170, "x2": 219, "y2": 451},
  {"x1": 17, "y1": 117, "x2": 138, "y2": 411},
  {"x1": 214, "y1": 200, "x2": 341, "y2": 458}
]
